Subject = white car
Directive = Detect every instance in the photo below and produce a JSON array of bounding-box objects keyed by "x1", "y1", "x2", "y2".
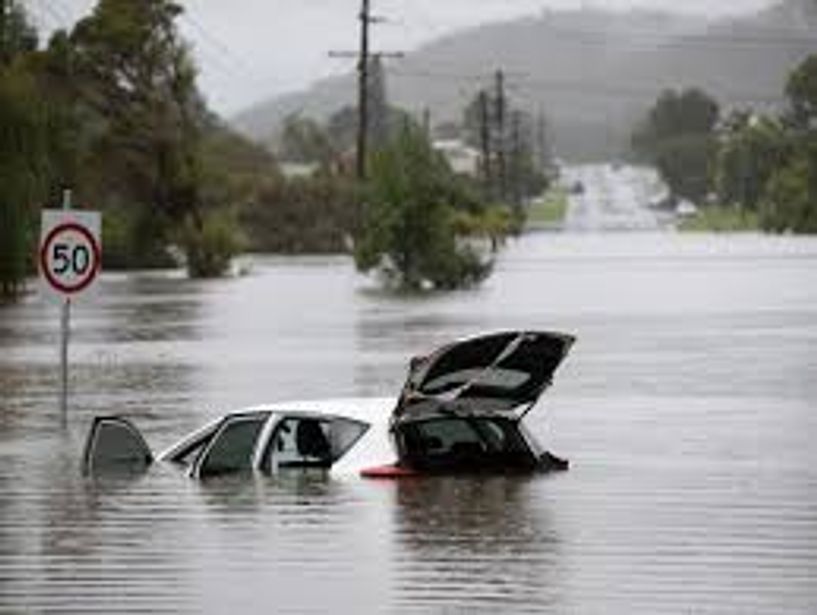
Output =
[{"x1": 83, "y1": 331, "x2": 575, "y2": 479}]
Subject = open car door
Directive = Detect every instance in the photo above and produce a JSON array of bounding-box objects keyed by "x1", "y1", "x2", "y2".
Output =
[
  {"x1": 82, "y1": 416, "x2": 153, "y2": 476},
  {"x1": 395, "y1": 330, "x2": 575, "y2": 418}
]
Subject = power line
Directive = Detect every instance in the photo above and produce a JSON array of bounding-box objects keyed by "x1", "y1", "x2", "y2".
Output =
[{"x1": 178, "y1": 11, "x2": 262, "y2": 86}]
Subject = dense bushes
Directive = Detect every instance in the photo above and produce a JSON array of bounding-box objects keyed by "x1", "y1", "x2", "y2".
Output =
[
  {"x1": 636, "y1": 55, "x2": 817, "y2": 234},
  {"x1": 242, "y1": 176, "x2": 359, "y2": 254}
]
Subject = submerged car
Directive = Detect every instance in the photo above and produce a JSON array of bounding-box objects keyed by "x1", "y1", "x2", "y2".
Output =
[{"x1": 83, "y1": 330, "x2": 574, "y2": 479}]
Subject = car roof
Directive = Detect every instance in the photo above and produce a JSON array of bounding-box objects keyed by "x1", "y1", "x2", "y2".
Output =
[{"x1": 225, "y1": 396, "x2": 396, "y2": 424}]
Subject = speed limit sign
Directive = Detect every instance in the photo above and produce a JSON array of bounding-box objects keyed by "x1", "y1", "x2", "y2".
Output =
[{"x1": 40, "y1": 210, "x2": 102, "y2": 298}]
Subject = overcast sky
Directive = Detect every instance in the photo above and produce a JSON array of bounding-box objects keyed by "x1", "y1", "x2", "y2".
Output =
[{"x1": 24, "y1": 0, "x2": 776, "y2": 115}]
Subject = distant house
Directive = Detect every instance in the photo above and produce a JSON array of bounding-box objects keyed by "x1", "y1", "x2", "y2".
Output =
[{"x1": 432, "y1": 139, "x2": 481, "y2": 177}]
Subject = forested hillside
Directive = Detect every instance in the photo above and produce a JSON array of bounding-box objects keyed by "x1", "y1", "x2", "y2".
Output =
[{"x1": 234, "y1": 0, "x2": 817, "y2": 160}]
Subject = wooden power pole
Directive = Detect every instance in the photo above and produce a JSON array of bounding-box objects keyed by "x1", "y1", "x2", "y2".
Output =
[
  {"x1": 329, "y1": 0, "x2": 402, "y2": 181},
  {"x1": 511, "y1": 110, "x2": 523, "y2": 208},
  {"x1": 478, "y1": 90, "x2": 492, "y2": 198},
  {"x1": 357, "y1": 0, "x2": 371, "y2": 181},
  {"x1": 495, "y1": 69, "x2": 507, "y2": 202}
]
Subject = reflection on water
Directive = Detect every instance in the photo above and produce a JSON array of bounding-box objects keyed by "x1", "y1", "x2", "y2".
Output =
[
  {"x1": 2, "y1": 232, "x2": 817, "y2": 612},
  {"x1": 392, "y1": 476, "x2": 563, "y2": 612}
]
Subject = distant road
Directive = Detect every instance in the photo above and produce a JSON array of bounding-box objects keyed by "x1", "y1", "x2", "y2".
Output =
[{"x1": 561, "y1": 164, "x2": 668, "y2": 232}]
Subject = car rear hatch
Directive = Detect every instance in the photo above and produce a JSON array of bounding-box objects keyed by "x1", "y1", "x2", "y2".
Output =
[{"x1": 394, "y1": 330, "x2": 575, "y2": 418}]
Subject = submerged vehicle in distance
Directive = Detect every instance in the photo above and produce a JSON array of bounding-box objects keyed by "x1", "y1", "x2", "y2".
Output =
[
  {"x1": 83, "y1": 331, "x2": 574, "y2": 479},
  {"x1": 362, "y1": 330, "x2": 575, "y2": 477}
]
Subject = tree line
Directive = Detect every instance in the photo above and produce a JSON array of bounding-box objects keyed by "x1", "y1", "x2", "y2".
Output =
[
  {"x1": 632, "y1": 53, "x2": 817, "y2": 233},
  {"x1": 1, "y1": 0, "x2": 553, "y2": 299},
  {"x1": 0, "y1": 0, "x2": 274, "y2": 298}
]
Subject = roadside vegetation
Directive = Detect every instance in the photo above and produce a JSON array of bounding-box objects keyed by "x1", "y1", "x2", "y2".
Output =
[
  {"x1": 355, "y1": 126, "x2": 501, "y2": 290},
  {"x1": 677, "y1": 207, "x2": 760, "y2": 232},
  {"x1": 0, "y1": 0, "x2": 550, "y2": 299},
  {"x1": 0, "y1": 0, "x2": 261, "y2": 298},
  {"x1": 526, "y1": 186, "x2": 569, "y2": 228},
  {"x1": 633, "y1": 54, "x2": 817, "y2": 234}
]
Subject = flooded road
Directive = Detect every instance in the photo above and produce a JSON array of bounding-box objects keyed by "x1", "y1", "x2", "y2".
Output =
[
  {"x1": 562, "y1": 164, "x2": 667, "y2": 232},
  {"x1": 2, "y1": 184, "x2": 817, "y2": 611}
]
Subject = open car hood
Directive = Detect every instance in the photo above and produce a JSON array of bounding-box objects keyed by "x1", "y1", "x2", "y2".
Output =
[{"x1": 394, "y1": 331, "x2": 575, "y2": 418}]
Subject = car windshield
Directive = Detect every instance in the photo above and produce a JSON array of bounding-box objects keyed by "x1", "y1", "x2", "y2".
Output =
[{"x1": 396, "y1": 416, "x2": 534, "y2": 471}]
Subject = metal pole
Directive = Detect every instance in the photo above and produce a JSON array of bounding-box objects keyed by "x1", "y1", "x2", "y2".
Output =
[{"x1": 59, "y1": 188, "x2": 71, "y2": 427}]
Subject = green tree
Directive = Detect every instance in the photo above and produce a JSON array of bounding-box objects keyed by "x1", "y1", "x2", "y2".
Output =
[
  {"x1": 354, "y1": 126, "x2": 491, "y2": 291},
  {"x1": 716, "y1": 113, "x2": 787, "y2": 211},
  {"x1": 242, "y1": 175, "x2": 358, "y2": 254},
  {"x1": 634, "y1": 88, "x2": 719, "y2": 150},
  {"x1": 69, "y1": 0, "x2": 237, "y2": 276},
  {"x1": 0, "y1": 0, "x2": 37, "y2": 64},
  {"x1": 760, "y1": 145, "x2": 817, "y2": 233},
  {"x1": 785, "y1": 53, "x2": 817, "y2": 130},
  {"x1": 0, "y1": 67, "x2": 48, "y2": 298},
  {"x1": 0, "y1": 2, "x2": 47, "y2": 298},
  {"x1": 633, "y1": 88, "x2": 720, "y2": 203}
]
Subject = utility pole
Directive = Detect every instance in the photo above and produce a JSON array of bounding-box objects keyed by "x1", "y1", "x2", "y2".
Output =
[
  {"x1": 478, "y1": 90, "x2": 492, "y2": 198},
  {"x1": 511, "y1": 110, "x2": 523, "y2": 208},
  {"x1": 536, "y1": 110, "x2": 548, "y2": 171},
  {"x1": 495, "y1": 69, "x2": 507, "y2": 202},
  {"x1": 422, "y1": 107, "x2": 431, "y2": 141},
  {"x1": 357, "y1": 0, "x2": 371, "y2": 181},
  {"x1": 329, "y1": 0, "x2": 402, "y2": 181}
]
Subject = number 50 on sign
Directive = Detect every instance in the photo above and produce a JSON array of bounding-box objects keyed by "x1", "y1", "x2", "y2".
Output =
[{"x1": 40, "y1": 210, "x2": 102, "y2": 299}]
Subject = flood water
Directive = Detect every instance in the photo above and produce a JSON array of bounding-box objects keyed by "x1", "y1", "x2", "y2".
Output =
[{"x1": 2, "y1": 169, "x2": 817, "y2": 612}]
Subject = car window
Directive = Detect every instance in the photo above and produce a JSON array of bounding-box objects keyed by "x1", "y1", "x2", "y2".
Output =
[
  {"x1": 195, "y1": 415, "x2": 267, "y2": 477},
  {"x1": 261, "y1": 415, "x2": 369, "y2": 471},
  {"x1": 413, "y1": 418, "x2": 484, "y2": 456},
  {"x1": 263, "y1": 417, "x2": 332, "y2": 469},
  {"x1": 398, "y1": 416, "x2": 534, "y2": 471}
]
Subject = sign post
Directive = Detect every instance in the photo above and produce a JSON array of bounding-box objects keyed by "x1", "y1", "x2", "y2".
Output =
[
  {"x1": 59, "y1": 190, "x2": 71, "y2": 426},
  {"x1": 39, "y1": 193, "x2": 102, "y2": 426}
]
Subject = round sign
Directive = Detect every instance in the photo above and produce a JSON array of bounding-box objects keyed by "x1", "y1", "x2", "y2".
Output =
[{"x1": 39, "y1": 222, "x2": 102, "y2": 294}]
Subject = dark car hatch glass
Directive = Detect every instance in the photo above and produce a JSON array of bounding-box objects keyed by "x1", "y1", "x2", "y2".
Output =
[
  {"x1": 397, "y1": 416, "x2": 536, "y2": 471},
  {"x1": 401, "y1": 331, "x2": 574, "y2": 413}
]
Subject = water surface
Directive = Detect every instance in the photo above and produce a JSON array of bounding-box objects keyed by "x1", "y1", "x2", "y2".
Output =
[{"x1": 2, "y1": 190, "x2": 817, "y2": 612}]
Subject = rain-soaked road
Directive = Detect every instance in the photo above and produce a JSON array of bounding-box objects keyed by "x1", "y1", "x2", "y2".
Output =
[
  {"x1": 562, "y1": 164, "x2": 667, "y2": 232},
  {"x1": 1, "y1": 166, "x2": 816, "y2": 613}
]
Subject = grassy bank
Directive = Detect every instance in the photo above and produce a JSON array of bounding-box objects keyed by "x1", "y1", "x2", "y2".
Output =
[
  {"x1": 678, "y1": 206, "x2": 760, "y2": 232},
  {"x1": 527, "y1": 187, "x2": 569, "y2": 228}
]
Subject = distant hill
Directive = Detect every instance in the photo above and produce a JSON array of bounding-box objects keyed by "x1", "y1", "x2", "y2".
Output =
[{"x1": 232, "y1": 0, "x2": 817, "y2": 161}]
